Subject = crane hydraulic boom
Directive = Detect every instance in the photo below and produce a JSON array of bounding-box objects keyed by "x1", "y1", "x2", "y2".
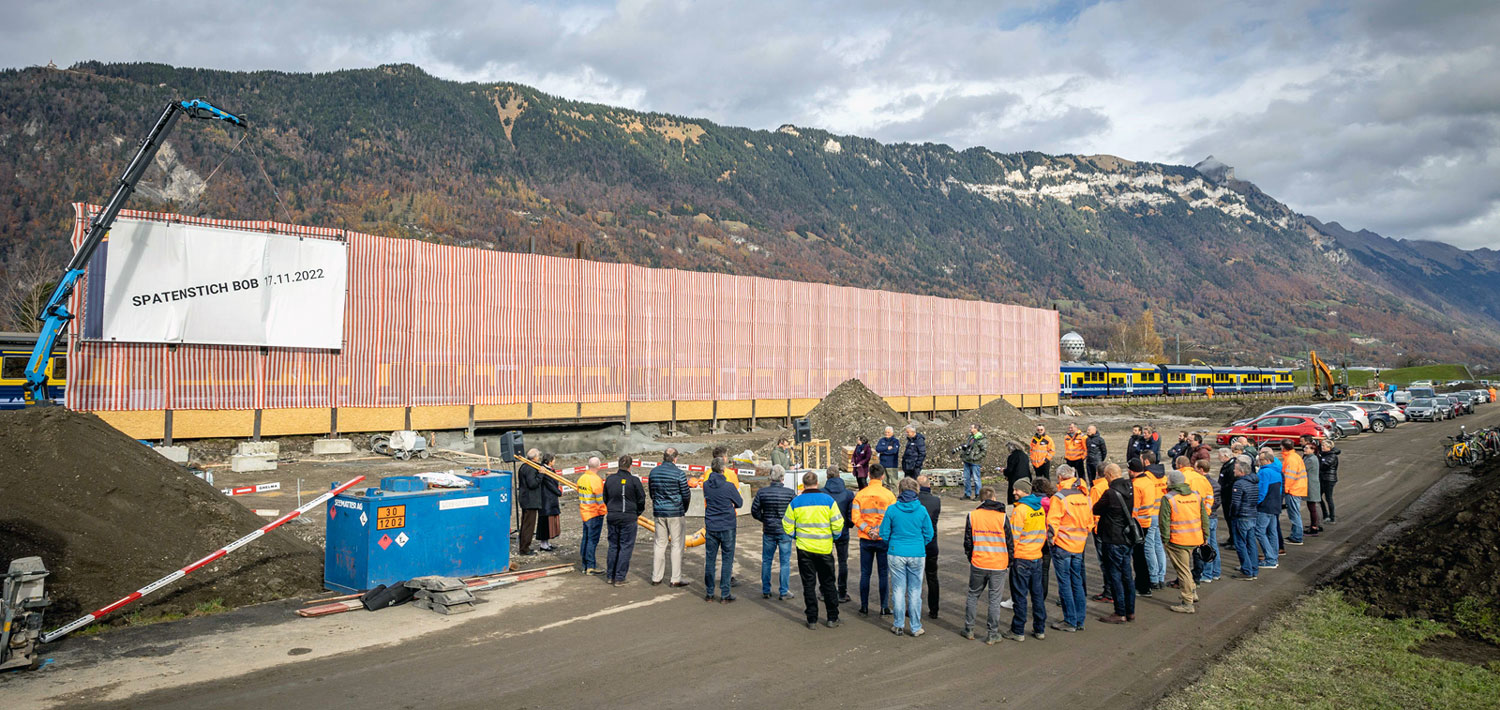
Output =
[{"x1": 23, "y1": 99, "x2": 246, "y2": 405}]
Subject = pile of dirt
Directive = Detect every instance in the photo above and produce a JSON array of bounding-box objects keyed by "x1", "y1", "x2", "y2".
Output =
[
  {"x1": 925, "y1": 397, "x2": 1033, "y2": 468},
  {"x1": 1335, "y1": 457, "x2": 1500, "y2": 641},
  {"x1": 803, "y1": 378, "x2": 906, "y2": 450},
  {"x1": 0, "y1": 408, "x2": 324, "y2": 625}
]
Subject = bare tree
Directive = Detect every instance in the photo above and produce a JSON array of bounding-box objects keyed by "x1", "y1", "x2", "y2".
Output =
[
  {"x1": 1, "y1": 247, "x2": 61, "y2": 332},
  {"x1": 1107, "y1": 310, "x2": 1167, "y2": 364}
]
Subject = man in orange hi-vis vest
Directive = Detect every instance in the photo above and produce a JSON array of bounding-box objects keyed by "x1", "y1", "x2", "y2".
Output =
[
  {"x1": 1048, "y1": 466, "x2": 1094, "y2": 632},
  {"x1": 1062, "y1": 424, "x2": 1087, "y2": 484},
  {"x1": 576, "y1": 457, "x2": 608, "y2": 576},
  {"x1": 1158, "y1": 469, "x2": 1209, "y2": 614},
  {"x1": 1030, "y1": 425, "x2": 1055, "y2": 479},
  {"x1": 1279, "y1": 440, "x2": 1308, "y2": 545},
  {"x1": 962, "y1": 486, "x2": 1010, "y2": 644},
  {"x1": 852, "y1": 464, "x2": 897, "y2": 616}
]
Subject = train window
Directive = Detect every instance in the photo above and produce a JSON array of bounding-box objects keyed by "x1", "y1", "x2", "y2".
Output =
[
  {"x1": 1, "y1": 356, "x2": 26, "y2": 380},
  {"x1": 51, "y1": 356, "x2": 67, "y2": 381}
]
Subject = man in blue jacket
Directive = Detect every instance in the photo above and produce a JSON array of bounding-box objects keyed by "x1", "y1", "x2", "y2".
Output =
[
  {"x1": 1253, "y1": 451, "x2": 1282, "y2": 570},
  {"x1": 1227, "y1": 460, "x2": 1261, "y2": 580},
  {"x1": 649, "y1": 448, "x2": 692, "y2": 587},
  {"x1": 823, "y1": 468, "x2": 856, "y2": 603},
  {"x1": 875, "y1": 426, "x2": 900, "y2": 470},
  {"x1": 751, "y1": 466, "x2": 797, "y2": 600},
  {"x1": 901, "y1": 425, "x2": 928, "y2": 479},
  {"x1": 878, "y1": 477, "x2": 936, "y2": 636},
  {"x1": 702, "y1": 461, "x2": 744, "y2": 603}
]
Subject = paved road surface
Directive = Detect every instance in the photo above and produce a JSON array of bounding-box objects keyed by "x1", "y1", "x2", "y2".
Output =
[{"x1": 65, "y1": 408, "x2": 1498, "y2": 709}]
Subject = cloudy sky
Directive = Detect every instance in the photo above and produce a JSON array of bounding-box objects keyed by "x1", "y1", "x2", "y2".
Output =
[{"x1": 8, "y1": 0, "x2": 1498, "y2": 248}]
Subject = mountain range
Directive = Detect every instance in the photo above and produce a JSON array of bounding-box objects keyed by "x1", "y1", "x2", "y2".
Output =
[{"x1": 1, "y1": 62, "x2": 1496, "y2": 368}]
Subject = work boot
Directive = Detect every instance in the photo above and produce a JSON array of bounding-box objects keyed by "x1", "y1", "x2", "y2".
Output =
[
  {"x1": 1098, "y1": 614, "x2": 1127, "y2": 624},
  {"x1": 1169, "y1": 604, "x2": 1196, "y2": 614}
]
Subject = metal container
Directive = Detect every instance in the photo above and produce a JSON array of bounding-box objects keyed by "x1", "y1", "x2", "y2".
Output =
[{"x1": 323, "y1": 471, "x2": 512, "y2": 593}]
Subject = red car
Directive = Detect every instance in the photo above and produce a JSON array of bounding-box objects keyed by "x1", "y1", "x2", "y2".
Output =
[{"x1": 1216, "y1": 414, "x2": 1328, "y2": 445}]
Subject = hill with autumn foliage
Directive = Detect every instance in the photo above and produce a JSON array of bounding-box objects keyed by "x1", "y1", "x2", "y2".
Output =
[{"x1": 1, "y1": 62, "x2": 1497, "y2": 367}]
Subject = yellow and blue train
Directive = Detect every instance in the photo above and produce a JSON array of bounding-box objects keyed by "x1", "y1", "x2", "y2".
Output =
[
  {"x1": 1061, "y1": 361, "x2": 1294, "y2": 398},
  {"x1": 0, "y1": 333, "x2": 66, "y2": 409}
]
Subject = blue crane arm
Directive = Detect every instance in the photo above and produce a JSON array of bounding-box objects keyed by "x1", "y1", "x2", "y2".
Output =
[{"x1": 23, "y1": 99, "x2": 246, "y2": 405}]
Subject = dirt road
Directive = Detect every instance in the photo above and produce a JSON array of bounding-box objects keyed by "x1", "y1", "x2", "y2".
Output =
[{"x1": 25, "y1": 407, "x2": 1498, "y2": 710}]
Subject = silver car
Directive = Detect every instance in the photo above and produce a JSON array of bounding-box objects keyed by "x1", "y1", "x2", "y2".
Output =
[{"x1": 1405, "y1": 398, "x2": 1441, "y2": 421}]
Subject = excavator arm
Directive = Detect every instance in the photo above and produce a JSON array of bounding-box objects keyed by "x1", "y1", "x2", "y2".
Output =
[
  {"x1": 23, "y1": 100, "x2": 245, "y2": 404},
  {"x1": 1308, "y1": 351, "x2": 1348, "y2": 400}
]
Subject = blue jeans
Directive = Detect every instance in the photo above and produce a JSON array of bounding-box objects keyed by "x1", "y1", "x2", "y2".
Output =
[
  {"x1": 1285, "y1": 495, "x2": 1305, "y2": 543},
  {"x1": 888, "y1": 555, "x2": 925, "y2": 633},
  {"x1": 1255, "y1": 512, "x2": 1279, "y2": 567},
  {"x1": 859, "y1": 539, "x2": 890, "y2": 610},
  {"x1": 1010, "y1": 557, "x2": 1046, "y2": 634},
  {"x1": 962, "y1": 463, "x2": 982, "y2": 497},
  {"x1": 704, "y1": 528, "x2": 736, "y2": 598},
  {"x1": 1053, "y1": 549, "x2": 1086, "y2": 628},
  {"x1": 1233, "y1": 517, "x2": 1260, "y2": 577},
  {"x1": 1143, "y1": 521, "x2": 1166, "y2": 584},
  {"x1": 580, "y1": 516, "x2": 603, "y2": 571},
  {"x1": 1201, "y1": 517, "x2": 1221, "y2": 580},
  {"x1": 761, "y1": 532, "x2": 792, "y2": 596},
  {"x1": 1101, "y1": 543, "x2": 1135, "y2": 617}
]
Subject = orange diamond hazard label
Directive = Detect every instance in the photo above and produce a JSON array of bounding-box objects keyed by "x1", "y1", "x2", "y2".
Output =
[{"x1": 378, "y1": 534, "x2": 393, "y2": 550}]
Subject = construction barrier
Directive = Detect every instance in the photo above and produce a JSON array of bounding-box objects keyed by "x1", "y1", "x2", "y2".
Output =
[{"x1": 64, "y1": 205, "x2": 1060, "y2": 431}]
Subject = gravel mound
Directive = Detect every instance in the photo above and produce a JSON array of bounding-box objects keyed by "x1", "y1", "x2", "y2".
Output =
[
  {"x1": 1335, "y1": 457, "x2": 1500, "y2": 640},
  {"x1": 0, "y1": 408, "x2": 324, "y2": 625},
  {"x1": 804, "y1": 378, "x2": 906, "y2": 450},
  {"x1": 925, "y1": 397, "x2": 1033, "y2": 468}
]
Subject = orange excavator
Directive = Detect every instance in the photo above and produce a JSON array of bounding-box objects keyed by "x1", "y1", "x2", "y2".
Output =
[{"x1": 1309, "y1": 351, "x2": 1349, "y2": 400}]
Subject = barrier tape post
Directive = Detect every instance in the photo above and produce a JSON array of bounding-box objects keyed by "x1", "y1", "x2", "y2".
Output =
[{"x1": 40, "y1": 475, "x2": 366, "y2": 644}]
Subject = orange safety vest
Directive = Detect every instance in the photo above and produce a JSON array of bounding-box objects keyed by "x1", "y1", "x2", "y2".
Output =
[
  {"x1": 851, "y1": 481, "x2": 896, "y2": 541},
  {"x1": 1047, "y1": 489, "x2": 1094, "y2": 554},
  {"x1": 1132, "y1": 473, "x2": 1161, "y2": 528},
  {"x1": 1183, "y1": 468, "x2": 1215, "y2": 510},
  {"x1": 1281, "y1": 452, "x2": 1308, "y2": 497},
  {"x1": 1008, "y1": 501, "x2": 1047, "y2": 561},
  {"x1": 1166, "y1": 491, "x2": 1205, "y2": 547},
  {"x1": 576, "y1": 471, "x2": 607, "y2": 521},
  {"x1": 1029, "y1": 435, "x2": 1055, "y2": 468},
  {"x1": 1089, "y1": 476, "x2": 1110, "y2": 527},
  {"x1": 967, "y1": 508, "x2": 1010, "y2": 571},
  {"x1": 1063, "y1": 432, "x2": 1087, "y2": 460}
]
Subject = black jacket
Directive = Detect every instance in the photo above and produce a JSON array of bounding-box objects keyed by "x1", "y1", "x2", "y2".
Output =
[
  {"x1": 750, "y1": 482, "x2": 796, "y2": 536},
  {"x1": 538, "y1": 473, "x2": 561, "y2": 517},
  {"x1": 603, "y1": 471, "x2": 647, "y2": 524},
  {"x1": 1004, "y1": 449, "x2": 1031, "y2": 483},
  {"x1": 1085, "y1": 433, "x2": 1108, "y2": 464},
  {"x1": 824, "y1": 475, "x2": 855, "y2": 541},
  {"x1": 901, "y1": 434, "x2": 928, "y2": 475},
  {"x1": 1229, "y1": 473, "x2": 1260, "y2": 520},
  {"x1": 1317, "y1": 447, "x2": 1341, "y2": 482},
  {"x1": 1092, "y1": 478, "x2": 1136, "y2": 546},
  {"x1": 518, "y1": 463, "x2": 544, "y2": 510},
  {"x1": 1218, "y1": 458, "x2": 1237, "y2": 515},
  {"x1": 917, "y1": 488, "x2": 941, "y2": 553},
  {"x1": 1127, "y1": 435, "x2": 1151, "y2": 462}
]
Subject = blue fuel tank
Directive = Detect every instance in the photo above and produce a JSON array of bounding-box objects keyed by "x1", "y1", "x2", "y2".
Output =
[{"x1": 323, "y1": 471, "x2": 512, "y2": 593}]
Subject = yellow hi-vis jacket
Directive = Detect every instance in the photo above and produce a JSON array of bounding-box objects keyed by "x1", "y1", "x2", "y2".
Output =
[{"x1": 783, "y1": 489, "x2": 845, "y2": 555}]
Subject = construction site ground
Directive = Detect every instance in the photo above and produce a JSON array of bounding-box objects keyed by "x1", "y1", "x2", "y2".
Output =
[{"x1": 7, "y1": 398, "x2": 1493, "y2": 708}]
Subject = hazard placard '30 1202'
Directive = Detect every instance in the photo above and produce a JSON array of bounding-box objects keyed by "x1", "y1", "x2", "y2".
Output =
[{"x1": 376, "y1": 505, "x2": 406, "y2": 530}]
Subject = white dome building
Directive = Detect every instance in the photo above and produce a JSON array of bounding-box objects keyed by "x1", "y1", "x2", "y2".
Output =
[{"x1": 1061, "y1": 331, "x2": 1086, "y2": 360}]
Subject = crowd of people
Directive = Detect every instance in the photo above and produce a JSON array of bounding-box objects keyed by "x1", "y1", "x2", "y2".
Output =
[{"x1": 511, "y1": 421, "x2": 1342, "y2": 641}]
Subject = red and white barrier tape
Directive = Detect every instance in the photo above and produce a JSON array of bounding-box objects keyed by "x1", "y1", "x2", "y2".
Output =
[
  {"x1": 40, "y1": 476, "x2": 366, "y2": 644},
  {"x1": 550, "y1": 459, "x2": 757, "y2": 477},
  {"x1": 222, "y1": 482, "x2": 281, "y2": 496}
]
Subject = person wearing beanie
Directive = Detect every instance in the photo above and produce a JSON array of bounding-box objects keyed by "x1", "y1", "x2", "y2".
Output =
[
  {"x1": 1001, "y1": 478, "x2": 1048, "y2": 641},
  {"x1": 1127, "y1": 458, "x2": 1154, "y2": 598}
]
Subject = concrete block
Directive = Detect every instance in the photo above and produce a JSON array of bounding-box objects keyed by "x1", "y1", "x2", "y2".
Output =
[
  {"x1": 236, "y1": 441, "x2": 280, "y2": 457},
  {"x1": 685, "y1": 483, "x2": 752, "y2": 517},
  {"x1": 311, "y1": 438, "x2": 355, "y2": 456},
  {"x1": 230, "y1": 454, "x2": 277, "y2": 473},
  {"x1": 153, "y1": 445, "x2": 190, "y2": 464}
]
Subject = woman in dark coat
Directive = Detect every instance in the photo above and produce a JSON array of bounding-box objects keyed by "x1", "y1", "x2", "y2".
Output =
[
  {"x1": 852, "y1": 436, "x2": 872, "y2": 489},
  {"x1": 1003, "y1": 440, "x2": 1031, "y2": 502},
  {"x1": 535, "y1": 452, "x2": 562, "y2": 551}
]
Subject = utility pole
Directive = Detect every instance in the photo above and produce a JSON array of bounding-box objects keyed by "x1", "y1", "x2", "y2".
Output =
[{"x1": 1175, "y1": 334, "x2": 1180, "y2": 365}]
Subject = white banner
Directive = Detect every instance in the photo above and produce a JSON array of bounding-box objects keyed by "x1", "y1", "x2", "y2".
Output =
[{"x1": 96, "y1": 218, "x2": 347, "y2": 348}]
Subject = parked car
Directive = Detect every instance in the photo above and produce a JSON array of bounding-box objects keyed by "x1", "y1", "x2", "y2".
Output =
[
  {"x1": 1409, "y1": 387, "x2": 1437, "y2": 401},
  {"x1": 1433, "y1": 396, "x2": 1461, "y2": 418},
  {"x1": 1315, "y1": 403, "x2": 1372, "y2": 431},
  {"x1": 1217, "y1": 414, "x2": 1329, "y2": 446},
  {"x1": 1449, "y1": 392, "x2": 1475, "y2": 415},
  {"x1": 1352, "y1": 400, "x2": 1407, "y2": 423},
  {"x1": 1465, "y1": 389, "x2": 1488, "y2": 405},
  {"x1": 1262, "y1": 406, "x2": 1359, "y2": 437},
  {"x1": 1405, "y1": 398, "x2": 1442, "y2": 421}
]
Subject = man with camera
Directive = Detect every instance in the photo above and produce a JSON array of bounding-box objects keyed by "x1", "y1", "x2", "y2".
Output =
[{"x1": 957, "y1": 423, "x2": 987, "y2": 500}]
